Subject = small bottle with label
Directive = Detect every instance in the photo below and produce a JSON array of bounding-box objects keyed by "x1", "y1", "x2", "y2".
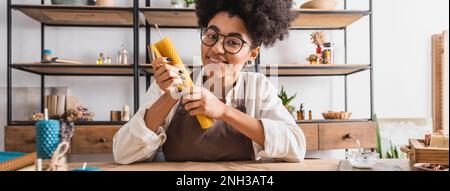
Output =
[
  {"x1": 96, "y1": 53, "x2": 104, "y2": 65},
  {"x1": 297, "y1": 103, "x2": 305, "y2": 120},
  {"x1": 322, "y1": 42, "x2": 334, "y2": 65},
  {"x1": 105, "y1": 55, "x2": 112, "y2": 64}
]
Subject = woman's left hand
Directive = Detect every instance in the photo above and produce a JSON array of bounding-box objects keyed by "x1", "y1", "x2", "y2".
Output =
[{"x1": 182, "y1": 86, "x2": 228, "y2": 119}]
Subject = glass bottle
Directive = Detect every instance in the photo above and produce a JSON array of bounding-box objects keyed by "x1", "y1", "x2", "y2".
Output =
[
  {"x1": 117, "y1": 44, "x2": 129, "y2": 65},
  {"x1": 96, "y1": 53, "x2": 104, "y2": 65},
  {"x1": 297, "y1": 103, "x2": 305, "y2": 120},
  {"x1": 105, "y1": 55, "x2": 112, "y2": 64}
]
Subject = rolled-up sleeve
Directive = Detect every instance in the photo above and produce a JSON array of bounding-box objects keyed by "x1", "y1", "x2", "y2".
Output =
[
  {"x1": 113, "y1": 82, "x2": 168, "y2": 164},
  {"x1": 254, "y1": 74, "x2": 306, "y2": 162}
]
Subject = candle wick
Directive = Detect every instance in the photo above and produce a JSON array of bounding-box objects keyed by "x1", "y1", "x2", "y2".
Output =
[{"x1": 154, "y1": 24, "x2": 164, "y2": 40}]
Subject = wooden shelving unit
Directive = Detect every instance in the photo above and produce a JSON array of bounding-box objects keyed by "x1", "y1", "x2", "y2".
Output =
[
  {"x1": 6, "y1": 1, "x2": 143, "y2": 130},
  {"x1": 11, "y1": 4, "x2": 141, "y2": 27},
  {"x1": 261, "y1": 64, "x2": 370, "y2": 76},
  {"x1": 140, "y1": 8, "x2": 369, "y2": 29},
  {"x1": 5, "y1": 1, "x2": 376, "y2": 153}
]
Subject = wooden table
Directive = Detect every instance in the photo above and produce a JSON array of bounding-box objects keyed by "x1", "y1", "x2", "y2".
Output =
[{"x1": 64, "y1": 159, "x2": 411, "y2": 171}]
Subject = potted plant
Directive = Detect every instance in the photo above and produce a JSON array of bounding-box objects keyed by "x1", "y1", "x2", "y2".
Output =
[
  {"x1": 171, "y1": 0, "x2": 186, "y2": 8},
  {"x1": 278, "y1": 86, "x2": 297, "y2": 116},
  {"x1": 171, "y1": 0, "x2": 197, "y2": 8},
  {"x1": 184, "y1": 0, "x2": 197, "y2": 8},
  {"x1": 310, "y1": 31, "x2": 326, "y2": 57}
]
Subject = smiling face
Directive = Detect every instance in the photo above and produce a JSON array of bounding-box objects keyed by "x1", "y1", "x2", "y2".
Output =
[{"x1": 201, "y1": 12, "x2": 260, "y2": 82}]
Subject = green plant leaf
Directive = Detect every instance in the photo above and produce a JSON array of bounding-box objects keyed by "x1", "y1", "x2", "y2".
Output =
[
  {"x1": 389, "y1": 141, "x2": 397, "y2": 159},
  {"x1": 286, "y1": 94, "x2": 297, "y2": 105},
  {"x1": 373, "y1": 114, "x2": 383, "y2": 158},
  {"x1": 278, "y1": 86, "x2": 297, "y2": 106},
  {"x1": 393, "y1": 146, "x2": 399, "y2": 159}
]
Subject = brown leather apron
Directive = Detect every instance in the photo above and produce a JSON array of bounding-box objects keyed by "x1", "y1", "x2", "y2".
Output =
[{"x1": 162, "y1": 78, "x2": 254, "y2": 162}]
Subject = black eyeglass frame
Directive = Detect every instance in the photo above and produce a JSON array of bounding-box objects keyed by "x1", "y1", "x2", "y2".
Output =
[{"x1": 200, "y1": 27, "x2": 255, "y2": 55}]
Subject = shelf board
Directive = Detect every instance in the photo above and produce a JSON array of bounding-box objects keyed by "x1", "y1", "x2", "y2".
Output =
[
  {"x1": 9, "y1": 121, "x2": 127, "y2": 126},
  {"x1": 261, "y1": 64, "x2": 371, "y2": 76},
  {"x1": 12, "y1": 63, "x2": 136, "y2": 76},
  {"x1": 12, "y1": 63, "x2": 370, "y2": 77},
  {"x1": 140, "y1": 64, "x2": 202, "y2": 75},
  {"x1": 297, "y1": 119, "x2": 371, "y2": 124},
  {"x1": 291, "y1": 9, "x2": 370, "y2": 29},
  {"x1": 141, "y1": 7, "x2": 197, "y2": 28},
  {"x1": 12, "y1": 4, "x2": 140, "y2": 27},
  {"x1": 140, "y1": 8, "x2": 369, "y2": 29}
]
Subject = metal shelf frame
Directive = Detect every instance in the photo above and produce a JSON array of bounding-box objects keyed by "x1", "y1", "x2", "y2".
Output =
[
  {"x1": 6, "y1": 0, "x2": 142, "y2": 125},
  {"x1": 6, "y1": 0, "x2": 374, "y2": 125}
]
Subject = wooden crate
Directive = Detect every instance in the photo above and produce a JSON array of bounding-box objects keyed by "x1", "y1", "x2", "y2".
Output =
[{"x1": 405, "y1": 139, "x2": 449, "y2": 166}]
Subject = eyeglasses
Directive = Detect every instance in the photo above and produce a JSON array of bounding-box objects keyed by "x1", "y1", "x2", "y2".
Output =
[{"x1": 200, "y1": 27, "x2": 254, "y2": 54}]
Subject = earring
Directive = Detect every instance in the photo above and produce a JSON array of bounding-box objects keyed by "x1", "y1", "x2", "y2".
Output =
[{"x1": 245, "y1": 60, "x2": 254, "y2": 68}]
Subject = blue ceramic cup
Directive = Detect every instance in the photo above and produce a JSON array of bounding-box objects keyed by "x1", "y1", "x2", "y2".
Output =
[
  {"x1": 73, "y1": 167, "x2": 102, "y2": 171},
  {"x1": 35, "y1": 120, "x2": 61, "y2": 159}
]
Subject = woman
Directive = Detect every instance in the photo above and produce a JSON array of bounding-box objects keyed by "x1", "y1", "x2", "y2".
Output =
[{"x1": 113, "y1": 0, "x2": 306, "y2": 164}]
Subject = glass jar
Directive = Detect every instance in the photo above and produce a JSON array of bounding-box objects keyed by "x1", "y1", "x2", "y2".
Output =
[
  {"x1": 117, "y1": 44, "x2": 129, "y2": 65},
  {"x1": 322, "y1": 42, "x2": 334, "y2": 65}
]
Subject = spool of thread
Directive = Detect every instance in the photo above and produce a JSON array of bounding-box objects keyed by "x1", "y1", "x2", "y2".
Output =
[
  {"x1": 122, "y1": 105, "x2": 130, "y2": 121},
  {"x1": 35, "y1": 119, "x2": 61, "y2": 159},
  {"x1": 110, "y1": 111, "x2": 122, "y2": 121}
]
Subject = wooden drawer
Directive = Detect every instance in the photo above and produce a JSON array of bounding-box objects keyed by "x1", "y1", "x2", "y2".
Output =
[
  {"x1": 298, "y1": 123, "x2": 319, "y2": 151},
  {"x1": 5, "y1": 126, "x2": 36, "y2": 153},
  {"x1": 319, "y1": 122, "x2": 376, "y2": 150},
  {"x1": 71, "y1": 125, "x2": 121, "y2": 154}
]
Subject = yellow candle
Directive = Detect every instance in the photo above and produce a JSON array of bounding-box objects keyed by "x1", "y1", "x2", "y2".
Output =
[{"x1": 150, "y1": 37, "x2": 215, "y2": 129}]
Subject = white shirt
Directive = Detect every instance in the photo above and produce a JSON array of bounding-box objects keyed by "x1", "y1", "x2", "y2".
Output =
[{"x1": 113, "y1": 71, "x2": 306, "y2": 164}]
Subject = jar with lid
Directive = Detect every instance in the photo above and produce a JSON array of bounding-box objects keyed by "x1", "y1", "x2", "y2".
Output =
[{"x1": 322, "y1": 42, "x2": 334, "y2": 65}]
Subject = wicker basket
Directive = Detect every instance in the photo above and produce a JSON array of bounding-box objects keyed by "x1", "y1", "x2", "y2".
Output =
[
  {"x1": 322, "y1": 111, "x2": 352, "y2": 120},
  {"x1": 300, "y1": 0, "x2": 338, "y2": 10},
  {"x1": 401, "y1": 139, "x2": 449, "y2": 167}
]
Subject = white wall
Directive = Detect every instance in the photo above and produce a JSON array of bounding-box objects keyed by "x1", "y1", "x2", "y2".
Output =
[
  {"x1": 1, "y1": 0, "x2": 449, "y2": 154},
  {"x1": 444, "y1": 30, "x2": 449, "y2": 135}
]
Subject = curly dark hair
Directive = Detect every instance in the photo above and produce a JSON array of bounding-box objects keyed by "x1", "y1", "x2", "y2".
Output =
[{"x1": 195, "y1": 0, "x2": 297, "y2": 47}]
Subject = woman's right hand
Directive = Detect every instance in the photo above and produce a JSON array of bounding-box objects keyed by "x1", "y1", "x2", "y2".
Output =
[{"x1": 152, "y1": 57, "x2": 183, "y2": 95}]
